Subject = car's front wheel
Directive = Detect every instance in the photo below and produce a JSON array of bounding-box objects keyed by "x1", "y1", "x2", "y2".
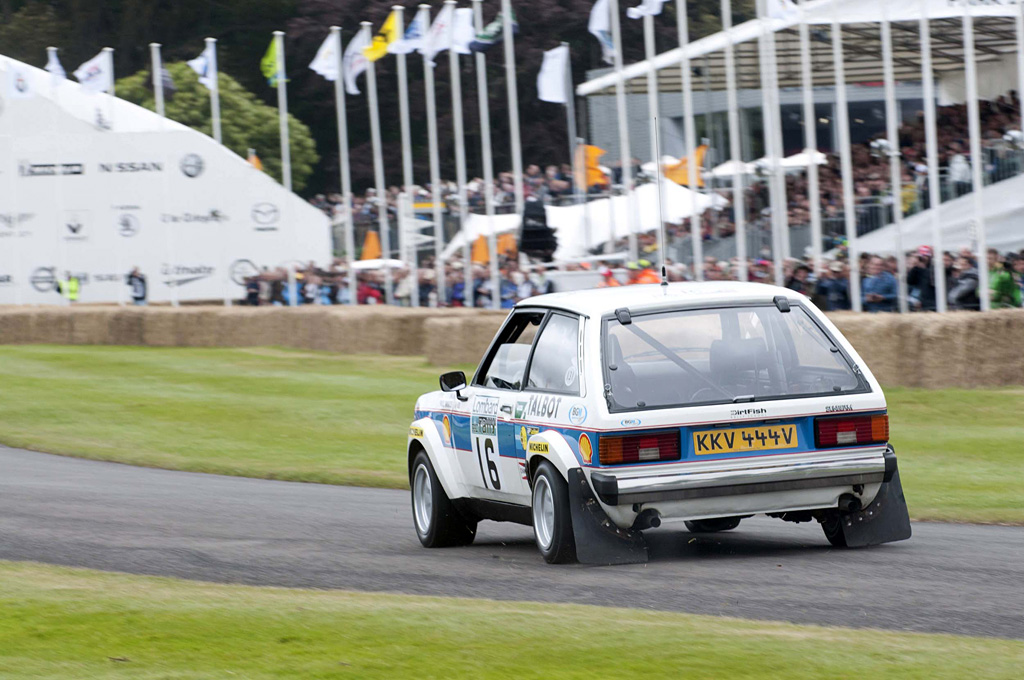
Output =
[
  {"x1": 531, "y1": 461, "x2": 577, "y2": 564},
  {"x1": 411, "y1": 451, "x2": 476, "y2": 548},
  {"x1": 685, "y1": 517, "x2": 742, "y2": 533}
]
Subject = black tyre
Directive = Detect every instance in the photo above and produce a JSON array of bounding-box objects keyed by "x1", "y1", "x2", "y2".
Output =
[
  {"x1": 684, "y1": 517, "x2": 743, "y2": 533},
  {"x1": 410, "y1": 451, "x2": 476, "y2": 548},
  {"x1": 820, "y1": 511, "x2": 849, "y2": 547},
  {"x1": 531, "y1": 461, "x2": 577, "y2": 564}
]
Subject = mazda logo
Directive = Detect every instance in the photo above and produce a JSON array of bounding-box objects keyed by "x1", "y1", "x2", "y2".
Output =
[
  {"x1": 180, "y1": 153, "x2": 204, "y2": 178},
  {"x1": 251, "y1": 203, "x2": 279, "y2": 225}
]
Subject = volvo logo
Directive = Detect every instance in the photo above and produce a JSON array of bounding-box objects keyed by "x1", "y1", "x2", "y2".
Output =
[
  {"x1": 180, "y1": 153, "x2": 204, "y2": 178},
  {"x1": 30, "y1": 267, "x2": 57, "y2": 292},
  {"x1": 229, "y1": 259, "x2": 260, "y2": 286}
]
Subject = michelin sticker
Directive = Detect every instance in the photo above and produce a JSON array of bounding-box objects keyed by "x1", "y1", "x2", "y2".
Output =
[
  {"x1": 567, "y1": 404, "x2": 587, "y2": 426},
  {"x1": 528, "y1": 441, "x2": 549, "y2": 453}
]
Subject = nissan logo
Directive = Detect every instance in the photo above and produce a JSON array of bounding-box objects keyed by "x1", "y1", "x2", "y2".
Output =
[{"x1": 180, "y1": 153, "x2": 204, "y2": 178}]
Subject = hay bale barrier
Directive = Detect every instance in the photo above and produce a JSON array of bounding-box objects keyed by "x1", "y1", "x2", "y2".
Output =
[{"x1": 0, "y1": 305, "x2": 1022, "y2": 389}]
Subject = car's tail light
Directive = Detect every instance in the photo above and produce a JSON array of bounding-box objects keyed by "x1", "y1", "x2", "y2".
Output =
[
  {"x1": 599, "y1": 431, "x2": 681, "y2": 465},
  {"x1": 815, "y1": 414, "x2": 889, "y2": 448}
]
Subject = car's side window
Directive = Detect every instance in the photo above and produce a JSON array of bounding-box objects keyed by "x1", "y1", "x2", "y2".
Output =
[
  {"x1": 526, "y1": 313, "x2": 580, "y2": 394},
  {"x1": 474, "y1": 311, "x2": 545, "y2": 390}
]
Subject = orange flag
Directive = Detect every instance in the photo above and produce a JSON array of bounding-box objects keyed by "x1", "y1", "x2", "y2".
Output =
[
  {"x1": 361, "y1": 230, "x2": 382, "y2": 260},
  {"x1": 247, "y1": 150, "x2": 264, "y2": 171},
  {"x1": 471, "y1": 235, "x2": 489, "y2": 264},
  {"x1": 664, "y1": 145, "x2": 708, "y2": 187},
  {"x1": 574, "y1": 144, "x2": 608, "y2": 190}
]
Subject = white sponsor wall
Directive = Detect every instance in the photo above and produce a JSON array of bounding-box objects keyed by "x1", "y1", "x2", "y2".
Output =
[{"x1": 0, "y1": 57, "x2": 330, "y2": 305}]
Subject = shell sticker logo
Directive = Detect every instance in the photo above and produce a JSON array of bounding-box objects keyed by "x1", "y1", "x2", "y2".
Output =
[
  {"x1": 578, "y1": 433, "x2": 593, "y2": 464},
  {"x1": 442, "y1": 414, "x2": 451, "y2": 444},
  {"x1": 519, "y1": 425, "x2": 528, "y2": 451}
]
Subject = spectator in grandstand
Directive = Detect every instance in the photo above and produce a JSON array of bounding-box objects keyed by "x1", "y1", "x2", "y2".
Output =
[
  {"x1": 244, "y1": 276, "x2": 259, "y2": 305},
  {"x1": 988, "y1": 249, "x2": 1023, "y2": 308},
  {"x1": 948, "y1": 254, "x2": 981, "y2": 310},
  {"x1": 126, "y1": 267, "x2": 147, "y2": 306},
  {"x1": 906, "y1": 246, "x2": 941, "y2": 311},
  {"x1": 785, "y1": 264, "x2": 812, "y2": 296},
  {"x1": 861, "y1": 255, "x2": 898, "y2": 313}
]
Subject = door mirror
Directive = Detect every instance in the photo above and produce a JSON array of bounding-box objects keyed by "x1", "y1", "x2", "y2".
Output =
[{"x1": 439, "y1": 371, "x2": 468, "y2": 401}]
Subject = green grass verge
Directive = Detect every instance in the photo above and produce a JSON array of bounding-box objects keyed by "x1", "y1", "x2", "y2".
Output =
[
  {"x1": 1, "y1": 560, "x2": 1022, "y2": 679},
  {"x1": 0, "y1": 345, "x2": 1020, "y2": 523}
]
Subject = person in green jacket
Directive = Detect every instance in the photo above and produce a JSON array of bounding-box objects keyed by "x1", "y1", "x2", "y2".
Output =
[
  {"x1": 56, "y1": 275, "x2": 80, "y2": 303},
  {"x1": 988, "y1": 249, "x2": 1022, "y2": 309}
]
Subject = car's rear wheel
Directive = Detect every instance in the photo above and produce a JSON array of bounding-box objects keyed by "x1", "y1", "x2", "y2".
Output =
[
  {"x1": 411, "y1": 451, "x2": 476, "y2": 548},
  {"x1": 531, "y1": 462, "x2": 577, "y2": 564},
  {"x1": 820, "y1": 511, "x2": 848, "y2": 547},
  {"x1": 685, "y1": 517, "x2": 742, "y2": 533}
]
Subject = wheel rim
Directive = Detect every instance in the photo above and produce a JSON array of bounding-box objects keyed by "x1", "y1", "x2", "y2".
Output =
[
  {"x1": 532, "y1": 476, "x2": 555, "y2": 551},
  {"x1": 413, "y1": 464, "x2": 433, "y2": 535}
]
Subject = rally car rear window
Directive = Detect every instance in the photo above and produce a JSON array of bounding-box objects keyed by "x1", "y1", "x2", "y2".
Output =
[{"x1": 602, "y1": 304, "x2": 867, "y2": 412}]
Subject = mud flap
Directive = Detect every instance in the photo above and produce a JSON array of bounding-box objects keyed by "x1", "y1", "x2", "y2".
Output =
[
  {"x1": 835, "y1": 468, "x2": 912, "y2": 548},
  {"x1": 567, "y1": 469, "x2": 648, "y2": 565}
]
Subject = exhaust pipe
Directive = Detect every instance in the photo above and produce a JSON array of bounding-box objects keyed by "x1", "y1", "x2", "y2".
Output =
[
  {"x1": 632, "y1": 508, "x2": 662, "y2": 531},
  {"x1": 838, "y1": 494, "x2": 862, "y2": 514}
]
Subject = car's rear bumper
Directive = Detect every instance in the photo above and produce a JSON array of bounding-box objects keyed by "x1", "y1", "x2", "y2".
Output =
[{"x1": 589, "y1": 446, "x2": 895, "y2": 506}]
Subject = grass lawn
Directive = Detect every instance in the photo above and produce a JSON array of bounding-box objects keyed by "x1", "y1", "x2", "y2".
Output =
[
  {"x1": 1, "y1": 560, "x2": 1022, "y2": 679},
  {"x1": 0, "y1": 345, "x2": 1020, "y2": 523}
]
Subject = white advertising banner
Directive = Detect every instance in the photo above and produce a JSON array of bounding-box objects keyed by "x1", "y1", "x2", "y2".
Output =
[{"x1": 0, "y1": 58, "x2": 330, "y2": 306}]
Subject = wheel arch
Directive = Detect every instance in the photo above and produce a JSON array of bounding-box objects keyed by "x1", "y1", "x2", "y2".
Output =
[
  {"x1": 407, "y1": 417, "x2": 466, "y2": 500},
  {"x1": 525, "y1": 430, "x2": 580, "y2": 486}
]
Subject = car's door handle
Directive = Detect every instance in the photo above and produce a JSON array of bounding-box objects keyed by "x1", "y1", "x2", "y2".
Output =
[{"x1": 500, "y1": 404, "x2": 512, "y2": 414}]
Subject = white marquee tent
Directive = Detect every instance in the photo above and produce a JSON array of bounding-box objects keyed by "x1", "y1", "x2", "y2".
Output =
[{"x1": 0, "y1": 55, "x2": 330, "y2": 305}]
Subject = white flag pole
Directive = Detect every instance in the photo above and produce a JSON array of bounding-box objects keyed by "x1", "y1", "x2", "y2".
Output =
[
  {"x1": 149, "y1": 43, "x2": 163, "y2": 118},
  {"x1": 274, "y1": 31, "x2": 292, "y2": 191},
  {"x1": 419, "y1": 5, "x2": 447, "y2": 305},
  {"x1": 881, "y1": 5, "x2": 907, "y2": 313},
  {"x1": 642, "y1": 12, "x2": 664, "y2": 265},
  {"x1": 918, "y1": 3, "x2": 945, "y2": 312},
  {"x1": 332, "y1": 27, "x2": 358, "y2": 305},
  {"x1": 962, "y1": 7, "x2": 989, "y2": 312},
  {"x1": 473, "y1": 0, "x2": 501, "y2": 310},
  {"x1": 797, "y1": 0, "x2": 819, "y2": 280},
  {"x1": 446, "y1": 1, "x2": 473, "y2": 308},
  {"x1": 757, "y1": 0, "x2": 784, "y2": 284},
  {"x1": 676, "y1": 0, "x2": 702, "y2": 278},
  {"x1": 563, "y1": 45, "x2": 589, "y2": 254},
  {"x1": 500, "y1": 0, "x2": 524, "y2": 217},
  {"x1": 103, "y1": 47, "x2": 116, "y2": 130},
  {"x1": 393, "y1": 6, "x2": 420, "y2": 308},
  {"x1": 722, "y1": 0, "x2": 747, "y2": 282},
  {"x1": 609, "y1": 0, "x2": 638, "y2": 261},
  {"x1": 830, "y1": 5, "x2": 861, "y2": 311},
  {"x1": 363, "y1": 22, "x2": 395, "y2": 305},
  {"x1": 765, "y1": 13, "x2": 788, "y2": 264},
  {"x1": 206, "y1": 38, "x2": 223, "y2": 144}
]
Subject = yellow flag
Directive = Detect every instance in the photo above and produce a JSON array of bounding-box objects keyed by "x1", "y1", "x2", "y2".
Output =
[
  {"x1": 664, "y1": 145, "x2": 708, "y2": 188},
  {"x1": 363, "y1": 11, "x2": 400, "y2": 62}
]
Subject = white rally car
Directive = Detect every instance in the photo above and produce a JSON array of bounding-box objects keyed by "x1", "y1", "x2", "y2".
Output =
[{"x1": 408, "y1": 282, "x2": 911, "y2": 564}]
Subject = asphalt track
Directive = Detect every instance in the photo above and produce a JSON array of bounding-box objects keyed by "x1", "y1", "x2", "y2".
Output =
[{"x1": 2, "y1": 445, "x2": 1022, "y2": 640}]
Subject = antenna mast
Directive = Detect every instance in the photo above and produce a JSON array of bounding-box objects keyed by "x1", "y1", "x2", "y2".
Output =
[{"x1": 653, "y1": 117, "x2": 669, "y2": 288}]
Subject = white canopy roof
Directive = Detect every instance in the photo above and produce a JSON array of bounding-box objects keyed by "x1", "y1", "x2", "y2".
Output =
[{"x1": 578, "y1": 0, "x2": 1024, "y2": 99}]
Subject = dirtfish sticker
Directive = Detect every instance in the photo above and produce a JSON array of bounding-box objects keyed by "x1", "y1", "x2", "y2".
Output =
[
  {"x1": 471, "y1": 415, "x2": 496, "y2": 436},
  {"x1": 519, "y1": 425, "x2": 540, "y2": 451},
  {"x1": 409, "y1": 426, "x2": 424, "y2": 437},
  {"x1": 567, "y1": 404, "x2": 587, "y2": 426},
  {"x1": 528, "y1": 441, "x2": 549, "y2": 453}
]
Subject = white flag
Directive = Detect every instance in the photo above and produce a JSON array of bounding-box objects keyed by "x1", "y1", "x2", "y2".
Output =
[
  {"x1": 537, "y1": 45, "x2": 569, "y2": 104},
  {"x1": 389, "y1": 11, "x2": 426, "y2": 55},
  {"x1": 423, "y1": 3, "x2": 455, "y2": 63},
  {"x1": 626, "y1": 0, "x2": 669, "y2": 19},
  {"x1": 343, "y1": 29, "x2": 370, "y2": 96},
  {"x1": 588, "y1": 0, "x2": 615, "y2": 65},
  {"x1": 44, "y1": 51, "x2": 65, "y2": 80},
  {"x1": 7, "y1": 62, "x2": 35, "y2": 99},
  {"x1": 309, "y1": 31, "x2": 341, "y2": 81},
  {"x1": 187, "y1": 44, "x2": 216, "y2": 89},
  {"x1": 452, "y1": 8, "x2": 476, "y2": 55},
  {"x1": 74, "y1": 50, "x2": 113, "y2": 94}
]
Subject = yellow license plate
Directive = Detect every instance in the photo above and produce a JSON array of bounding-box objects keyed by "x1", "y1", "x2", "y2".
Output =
[{"x1": 692, "y1": 424, "x2": 798, "y2": 455}]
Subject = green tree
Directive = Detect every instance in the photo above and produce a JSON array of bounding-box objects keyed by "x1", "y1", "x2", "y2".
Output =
[{"x1": 116, "y1": 62, "x2": 319, "y2": 192}]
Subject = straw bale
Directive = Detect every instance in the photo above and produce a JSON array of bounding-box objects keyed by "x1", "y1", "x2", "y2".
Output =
[
  {"x1": 0, "y1": 309, "x2": 35, "y2": 343},
  {"x1": 108, "y1": 308, "x2": 146, "y2": 345},
  {"x1": 69, "y1": 308, "x2": 117, "y2": 345},
  {"x1": 425, "y1": 315, "x2": 506, "y2": 366},
  {"x1": 141, "y1": 308, "x2": 181, "y2": 347},
  {"x1": 29, "y1": 308, "x2": 73, "y2": 344}
]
